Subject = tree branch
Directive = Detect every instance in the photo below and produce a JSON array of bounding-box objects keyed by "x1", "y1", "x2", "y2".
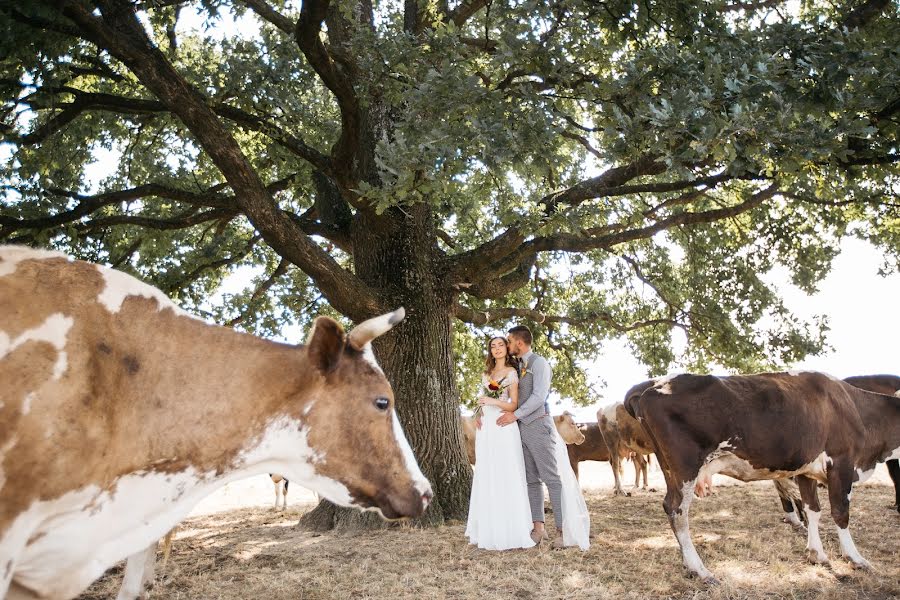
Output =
[
  {"x1": 295, "y1": 0, "x2": 361, "y2": 183},
  {"x1": 241, "y1": 0, "x2": 294, "y2": 35},
  {"x1": 42, "y1": 0, "x2": 382, "y2": 321},
  {"x1": 453, "y1": 302, "x2": 685, "y2": 333},
  {"x1": 446, "y1": 0, "x2": 490, "y2": 27}
]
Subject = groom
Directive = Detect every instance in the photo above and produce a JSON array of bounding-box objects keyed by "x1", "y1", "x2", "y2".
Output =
[{"x1": 497, "y1": 325, "x2": 565, "y2": 548}]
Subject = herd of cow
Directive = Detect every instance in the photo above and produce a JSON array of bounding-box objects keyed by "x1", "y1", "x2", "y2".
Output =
[
  {"x1": 1, "y1": 247, "x2": 899, "y2": 599},
  {"x1": 462, "y1": 373, "x2": 900, "y2": 583}
]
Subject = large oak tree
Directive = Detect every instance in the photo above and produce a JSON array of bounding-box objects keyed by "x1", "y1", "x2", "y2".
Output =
[{"x1": 1, "y1": 0, "x2": 898, "y2": 528}]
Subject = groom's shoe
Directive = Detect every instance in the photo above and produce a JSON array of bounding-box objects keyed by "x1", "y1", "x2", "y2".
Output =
[{"x1": 530, "y1": 529, "x2": 547, "y2": 545}]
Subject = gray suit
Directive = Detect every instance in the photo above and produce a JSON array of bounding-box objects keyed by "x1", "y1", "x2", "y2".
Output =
[{"x1": 514, "y1": 351, "x2": 562, "y2": 528}]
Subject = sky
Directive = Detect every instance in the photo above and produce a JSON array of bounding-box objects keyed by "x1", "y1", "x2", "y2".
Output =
[{"x1": 562, "y1": 236, "x2": 900, "y2": 422}]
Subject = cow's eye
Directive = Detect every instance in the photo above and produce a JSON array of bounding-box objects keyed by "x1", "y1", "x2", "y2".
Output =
[{"x1": 374, "y1": 397, "x2": 390, "y2": 411}]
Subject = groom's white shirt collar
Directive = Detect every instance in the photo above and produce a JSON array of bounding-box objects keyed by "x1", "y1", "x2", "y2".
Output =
[{"x1": 520, "y1": 349, "x2": 533, "y2": 364}]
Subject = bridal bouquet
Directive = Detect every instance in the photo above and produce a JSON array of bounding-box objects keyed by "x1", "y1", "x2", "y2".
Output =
[{"x1": 473, "y1": 376, "x2": 506, "y2": 419}]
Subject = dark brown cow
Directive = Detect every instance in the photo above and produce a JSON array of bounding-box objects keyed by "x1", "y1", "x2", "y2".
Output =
[
  {"x1": 775, "y1": 374, "x2": 900, "y2": 526},
  {"x1": 626, "y1": 371, "x2": 900, "y2": 583},
  {"x1": 566, "y1": 424, "x2": 610, "y2": 480},
  {"x1": 843, "y1": 374, "x2": 900, "y2": 512}
]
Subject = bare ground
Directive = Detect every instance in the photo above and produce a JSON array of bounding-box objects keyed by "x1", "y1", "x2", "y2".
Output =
[{"x1": 80, "y1": 478, "x2": 899, "y2": 600}]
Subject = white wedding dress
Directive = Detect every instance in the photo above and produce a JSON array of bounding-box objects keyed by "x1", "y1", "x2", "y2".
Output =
[
  {"x1": 465, "y1": 370, "x2": 591, "y2": 551},
  {"x1": 465, "y1": 370, "x2": 535, "y2": 550}
]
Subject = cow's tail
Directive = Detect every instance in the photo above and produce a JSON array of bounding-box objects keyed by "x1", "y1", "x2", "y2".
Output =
[
  {"x1": 161, "y1": 526, "x2": 177, "y2": 569},
  {"x1": 773, "y1": 478, "x2": 807, "y2": 526}
]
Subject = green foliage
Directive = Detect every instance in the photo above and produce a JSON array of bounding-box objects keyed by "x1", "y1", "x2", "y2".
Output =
[{"x1": 2, "y1": 0, "x2": 898, "y2": 407}]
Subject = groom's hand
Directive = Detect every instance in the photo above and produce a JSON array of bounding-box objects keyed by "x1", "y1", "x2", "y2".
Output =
[{"x1": 496, "y1": 412, "x2": 518, "y2": 427}]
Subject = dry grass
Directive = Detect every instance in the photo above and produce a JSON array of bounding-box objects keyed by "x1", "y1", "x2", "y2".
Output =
[{"x1": 79, "y1": 482, "x2": 899, "y2": 600}]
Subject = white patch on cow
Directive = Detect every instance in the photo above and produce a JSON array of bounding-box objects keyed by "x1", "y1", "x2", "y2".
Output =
[
  {"x1": 392, "y1": 412, "x2": 432, "y2": 506},
  {"x1": 784, "y1": 509, "x2": 804, "y2": 529},
  {"x1": 672, "y1": 479, "x2": 715, "y2": 581},
  {"x1": 786, "y1": 369, "x2": 840, "y2": 382},
  {"x1": 96, "y1": 266, "x2": 188, "y2": 316},
  {"x1": 0, "y1": 246, "x2": 68, "y2": 278},
  {"x1": 837, "y1": 527, "x2": 871, "y2": 569},
  {"x1": 894, "y1": 390, "x2": 900, "y2": 398},
  {"x1": 302, "y1": 400, "x2": 316, "y2": 416},
  {"x1": 21, "y1": 393, "x2": 35, "y2": 415},
  {"x1": 885, "y1": 445, "x2": 900, "y2": 461},
  {"x1": 855, "y1": 467, "x2": 876, "y2": 484},
  {"x1": 804, "y1": 509, "x2": 829, "y2": 564},
  {"x1": 0, "y1": 313, "x2": 73, "y2": 381},
  {"x1": 651, "y1": 373, "x2": 679, "y2": 395},
  {"x1": 360, "y1": 343, "x2": 384, "y2": 375},
  {"x1": 7, "y1": 415, "x2": 360, "y2": 598}
]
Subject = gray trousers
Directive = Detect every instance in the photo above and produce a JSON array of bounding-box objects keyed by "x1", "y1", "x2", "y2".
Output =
[{"x1": 519, "y1": 416, "x2": 563, "y2": 529}]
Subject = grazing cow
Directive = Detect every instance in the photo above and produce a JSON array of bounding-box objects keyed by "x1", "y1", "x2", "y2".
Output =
[
  {"x1": 270, "y1": 474, "x2": 290, "y2": 511},
  {"x1": 598, "y1": 386, "x2": 656, "y2": 495},
  {"x1": 626, "y1": 371, "x2": 900, "y2": 583},
  {"x1": 461, "y1": 411, "x2": 585, "y2": 466},
  {"x1": 0, "y1": 246, "x2": 432, "y2": 600}
]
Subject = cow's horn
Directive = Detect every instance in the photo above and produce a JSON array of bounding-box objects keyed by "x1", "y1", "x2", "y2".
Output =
[{"x1": 348, "y1": 307, "x2": 406, "y2": 350}]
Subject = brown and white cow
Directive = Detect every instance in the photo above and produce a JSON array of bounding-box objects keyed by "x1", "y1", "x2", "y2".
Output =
[
  {"x1": 0, "y1": 246, "x2": 432, "y2": 600},
  {"x1": 270, "y1": 474, "x2": 290, "y2": 511},
  {"x1": 598, "y1": 387, "x2": 656, "y2": 495},
  {"x1": 626, "y1": 371, "x2": 900, "y2": 583},
  {"x1": 460, "y1": 414, "x2": 477, "y2": 465}
]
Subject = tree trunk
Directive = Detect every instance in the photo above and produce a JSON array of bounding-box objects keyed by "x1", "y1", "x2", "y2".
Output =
[{"x1": 298, "y1": 205, "x2": 473, "y2": 530}]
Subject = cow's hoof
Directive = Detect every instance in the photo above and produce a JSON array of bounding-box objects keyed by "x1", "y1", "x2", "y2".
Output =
[
  {"x1": 806, "y1": 550, "x2": 830, "y2": 566},
  {"x1": 701, "y1": 575, "x2": 720, "y2": 586},
  {"x1": 848, "y1": 558, "x2": 874, "y2": 571}
]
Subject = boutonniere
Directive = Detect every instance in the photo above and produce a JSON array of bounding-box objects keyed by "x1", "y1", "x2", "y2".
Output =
[{"x1": 520, "y1": 367, "x2": 529, "y2": 377}]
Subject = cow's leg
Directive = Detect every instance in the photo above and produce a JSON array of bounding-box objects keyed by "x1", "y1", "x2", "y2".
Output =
[
  {"x1": 664, "y1": 476, "x2": 716, "y2": 582},
  {"x1": 797, "y1": 475, "x2": 829, "y2": 565},
  {"x1": 116, "y1": 542, "x2": 158, "y2": 600},
  {"x1": 887, "y1": 459, "x2": 900, "y2": 512},
  {"x1": 273, "y1": 479, "x2": 281, "y2": 510},
  {"x1": 610, "y1": 450, "x2": 628, "y2": 496},
  {"x1": 773, "y1": 479, "x2": 805, "y2": 531},
  {"x1": 827, "y1": 462, "x2": 872, "y2": 570},
  {"x1": 632, "y1": 455, "x2": 641, "y2": 489},
  {"x1": 281, "y1": 479, "x2": 289, "y2": 510},
  {"x1": 641, "y1": 455, "x2": 649, "y2": 489}
]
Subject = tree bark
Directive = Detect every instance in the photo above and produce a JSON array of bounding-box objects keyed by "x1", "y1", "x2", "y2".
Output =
[{"x1": 298, "y1": 205, "x2": 473, "y2": 530}]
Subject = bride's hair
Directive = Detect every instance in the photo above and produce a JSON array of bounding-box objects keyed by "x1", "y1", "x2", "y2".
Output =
[{"x1": 483, "y1": 336, "x2": 519, "y2": 375}]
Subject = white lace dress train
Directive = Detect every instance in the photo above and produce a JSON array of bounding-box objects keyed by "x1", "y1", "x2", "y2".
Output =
[{"x1": 554, "y1": 426, "x2": 591, "y2": 550}]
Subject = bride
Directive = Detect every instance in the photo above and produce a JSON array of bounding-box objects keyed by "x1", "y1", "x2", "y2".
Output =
[
  {"x1": 465, "y1": 336, "x2": 591, "y2": 551},
  {"x1": 465, "y1": 336, "x2": 535, "y2": 550}
]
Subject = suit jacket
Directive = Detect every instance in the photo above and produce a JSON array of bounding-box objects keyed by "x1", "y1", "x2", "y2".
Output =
[{"x1": 514, "y1": 351, "x2": 552, "y2": 425}]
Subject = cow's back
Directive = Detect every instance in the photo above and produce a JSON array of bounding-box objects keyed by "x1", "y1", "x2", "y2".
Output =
[{"x1": 638, "y1": 372, "x2": 866, "y2": 472}]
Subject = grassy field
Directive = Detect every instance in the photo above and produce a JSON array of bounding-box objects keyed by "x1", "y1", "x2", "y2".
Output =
[{"x1": 80, "y1": 480, "x2": 899, "y2": 600}]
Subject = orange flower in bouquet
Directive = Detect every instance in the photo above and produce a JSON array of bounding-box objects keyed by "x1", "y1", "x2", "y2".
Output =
[{"x1": 474, "y1": 376, "x2": 506, "y2": 419}]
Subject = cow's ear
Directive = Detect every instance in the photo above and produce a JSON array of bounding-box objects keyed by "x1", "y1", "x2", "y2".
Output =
[{"x1": 307, "y1": 316, "x2": 346, "y2": 373}]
